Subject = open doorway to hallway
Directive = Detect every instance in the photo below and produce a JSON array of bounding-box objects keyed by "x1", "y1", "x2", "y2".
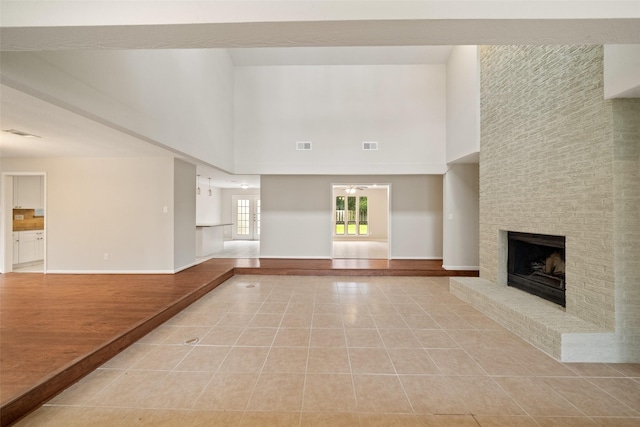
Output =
[{"x1": 332, "y1": 184, "x2": 389, "y2": 259}]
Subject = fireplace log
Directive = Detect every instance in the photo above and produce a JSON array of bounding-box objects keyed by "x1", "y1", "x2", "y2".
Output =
[{"x1": 544, "y1": 252, "x2": 565, "y2": 275}]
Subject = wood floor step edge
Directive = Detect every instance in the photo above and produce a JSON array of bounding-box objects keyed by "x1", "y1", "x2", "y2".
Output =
[{"x1": 1, "y1": 269, "x2": 234, "y2": 427}]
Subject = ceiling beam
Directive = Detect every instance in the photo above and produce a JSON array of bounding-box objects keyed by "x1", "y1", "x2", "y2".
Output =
[{"x1": 1, "y1": 1, "x2": 640, "y2": 50}]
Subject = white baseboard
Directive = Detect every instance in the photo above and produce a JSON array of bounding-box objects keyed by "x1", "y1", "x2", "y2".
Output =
[
  {"x1": 390, "y1": 257, "x2": 443, "y2": 260},
  {"x1": 258, "y1": 256, "x2": 332, "y2": 259},
  {"x1": 443, "y1": 265, "x2": 480, "y2": 271},
  {"x1": 333, "y1": 238, "x2": 389, "y2": 242},
  {"x1": 46, "y1": 270, "x2": 175, "y2": 274}
]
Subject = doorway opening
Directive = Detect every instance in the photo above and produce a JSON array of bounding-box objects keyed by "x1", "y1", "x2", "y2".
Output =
[
  {"x1": 2, "y1": 173, "x2": 46, "y2": 273},
  {"x1": 332, "y1": 184, "x2": 389, "y2": 259},
  {"x1": 232, "y1": 195, "x2": 260, "y2": 241}
]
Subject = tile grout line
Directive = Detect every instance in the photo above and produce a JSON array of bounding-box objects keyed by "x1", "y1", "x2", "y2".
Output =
[
  {"x1": 379, "y1": 289, "x2": 417, "y2": 416},
  {"x1": 297, "y1": 284, "x2": 316, "y2": 427},
  {"x1": 584, "y1": 376, "x2": 640, "y2": 416},
  {"x1": 235, "y1": 283, "x2": 275, "y2": 425},
  {"x1": 188, "y1": 278, "x2": 265, "y2": 413},
  {"x1": 240, "y1": 284, "x2": 294, "y2": 423}
]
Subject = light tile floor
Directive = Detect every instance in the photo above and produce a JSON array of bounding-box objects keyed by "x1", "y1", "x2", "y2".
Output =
[
  {"x1": 202, "y1": 240, "x2": 389, "y2": 260},
  {"x1": 206, "y1": 241, "x2": 260, "y2": 259},
  {"x1": 12, "y1": 261, "x2": 44, "y2": 273},
  {"x1": 332, "y1": 241, "x2": 389, "y2": 259},
  {"x1": 16, "y1": 276, "x2": 640, "y2": 427}
]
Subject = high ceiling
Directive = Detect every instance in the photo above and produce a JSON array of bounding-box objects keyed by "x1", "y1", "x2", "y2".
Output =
[
  {"x1": 0, "y1": 46, "x2": 454, "y2": 188},
  {"x1": 1, "y1": 1, "x2": 637, "y2": 187}
]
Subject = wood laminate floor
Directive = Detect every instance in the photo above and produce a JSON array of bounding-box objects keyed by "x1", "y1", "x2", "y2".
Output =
[{"x1": 0, "y1": 258, "x2": 477, "y2": 425}]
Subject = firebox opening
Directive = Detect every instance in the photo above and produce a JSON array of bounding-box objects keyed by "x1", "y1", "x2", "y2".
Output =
[{"x1": 507, "y1": 232, "x2": 566, "y2": 307}]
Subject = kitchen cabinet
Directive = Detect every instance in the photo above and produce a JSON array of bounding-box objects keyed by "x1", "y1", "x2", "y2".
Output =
[
  {"x1": 13, "y1": 230, "x2": 45, "y2": 265},
  {"x1": 35, "y1": 231, "x2": 45, "y2": 260},
  {"x1": 13, "y1": 233, "x2": 19, "y2": 263},
  {"x1": 13, "y1": 176, "x2": 44, "y2": 209},
  {"x1": 18, "y1": 231, "x2": 38, "y2": 264}
]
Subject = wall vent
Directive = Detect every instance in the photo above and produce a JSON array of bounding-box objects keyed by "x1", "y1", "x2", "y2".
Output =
[
  {"x1": 362, "y1": 141, "x2": 378, "y2": 151},
  {"x1": 296, "y1": 141, "x2": 312, "y2": 151}
]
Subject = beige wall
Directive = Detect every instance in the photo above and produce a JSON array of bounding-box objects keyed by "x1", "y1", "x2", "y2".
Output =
[
  {"x1": 443, "y1": 164, "x2": 479, "y2": 270},
  {"x1": 173, "y1": 158, "x2": 196, "y2": 271},
  {"x1": 1, "y1": 157, "x2": 176, "y2": 272},
  {"x1": 260, "y1": 175, "x2": 442, "y2": 259}
]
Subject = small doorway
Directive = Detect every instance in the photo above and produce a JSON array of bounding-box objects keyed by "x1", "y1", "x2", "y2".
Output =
[
  {"x1": 332, "y1": 184, "x2": 389, "y2": 259},
  {"x1": 2, "y1": 173, "x2": 46, "y2": 273},
  {"x1": 232, "y1": 195, "x2": 261, "y2": 240}
]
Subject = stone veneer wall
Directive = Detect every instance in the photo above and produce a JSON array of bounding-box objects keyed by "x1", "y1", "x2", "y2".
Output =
[{"x1": 479, "y1": 46, "x2": 616, "y2": 330}]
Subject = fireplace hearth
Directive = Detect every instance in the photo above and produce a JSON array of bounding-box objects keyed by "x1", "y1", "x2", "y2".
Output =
[{"x1": 507, "y1": 232, "x2": 566, "y2": 306}]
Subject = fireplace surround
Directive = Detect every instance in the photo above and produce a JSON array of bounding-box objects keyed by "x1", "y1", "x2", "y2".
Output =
[
  {"x1": 454, "y1": 45, "x2": 640, "y2": 362},
  {"x1": 507, "y1": 232, "x2": 566, "y2": 307}
]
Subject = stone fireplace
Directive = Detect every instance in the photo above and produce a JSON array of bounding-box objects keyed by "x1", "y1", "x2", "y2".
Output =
[{"x1": 450, "y1": 46, "x2": 640, "y2": 362}]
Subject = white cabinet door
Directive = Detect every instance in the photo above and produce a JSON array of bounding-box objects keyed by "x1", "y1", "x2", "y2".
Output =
[
  {"x1": 13, "y1": 233, "x2": 20, "y2": 264},
  {"x1": 17, "y1": 231, "x2": 38, "y2": 264},
  {"x1": 13, "y1": 176, "x2": 43, "y2": 209},
  {"x1": 36, "y1": 231, "x2": 45, "y2": 260}
]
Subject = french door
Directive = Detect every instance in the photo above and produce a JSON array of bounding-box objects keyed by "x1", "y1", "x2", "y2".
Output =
[
  {"x1": 232, "y1": 195, "x2": 260, "y2": 240},
  {"x1": 335, "y1": 195, "x2": 368, "y2": 236}
]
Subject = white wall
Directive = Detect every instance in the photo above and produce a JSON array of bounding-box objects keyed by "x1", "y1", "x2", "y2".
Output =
[
  {"x1": 173, "y1": 159, "x2": 196, "y2": 271},
  {"x1": 0, "y1": 50, "x2": 236, "y2": 171},
  {"x1": 260, "y1": 175, "x2": 442, "y2": 259},
  {"x1": 446, "y1": 45, "x2": 480, "y2": 163},
  {"x1": 604, "y1": 45, "x2": 640, "y2": 98},
  {"x1": 443, "y1": 164, "x2": 479, "y2": 270},
  {"x1": 196, "y1": 178, "x2": 222, "y2": 225},
  {"x1": 1, "y1": 157, "x2": 176, "y2": 272},
  {"x1": 234, "y1": 65, "x2": 447, "y2": 175}
]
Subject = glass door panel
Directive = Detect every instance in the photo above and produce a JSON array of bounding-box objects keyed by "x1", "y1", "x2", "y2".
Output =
[
  {"x1": 359, "y1": 196, "x2": 368, "y2": 235},
  {"x1": 232, "y1": 195, "x2": 260, "y2": 240},
  {"x1": 335, "y1": 196, "x2": 345, "y2": 235},
  {"x1": 347, "y1": 196, "x2": 357, "y2": 235},
  {"x1": 334, "y1": 194, "x2": 369, "y2": 236}
]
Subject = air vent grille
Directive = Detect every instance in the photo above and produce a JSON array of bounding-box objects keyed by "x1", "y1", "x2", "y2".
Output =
[
  {"x1": 362, "y1": 141, "x2": 378, "y2": 151},
  {"x1": 296, "y1": 141, "x2": 312, "y2": 151}
]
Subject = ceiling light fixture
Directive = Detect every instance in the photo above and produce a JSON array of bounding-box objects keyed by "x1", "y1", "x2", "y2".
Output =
[
  {"x1": 3, "y1": 129, "x2": 41, "y2": 138},
  {"x1": 240, "y1": 184, "x2": 249, "y2": 189},
  {"x1": 345, "y1": 185, "x2": 356, "y2": 194}
]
